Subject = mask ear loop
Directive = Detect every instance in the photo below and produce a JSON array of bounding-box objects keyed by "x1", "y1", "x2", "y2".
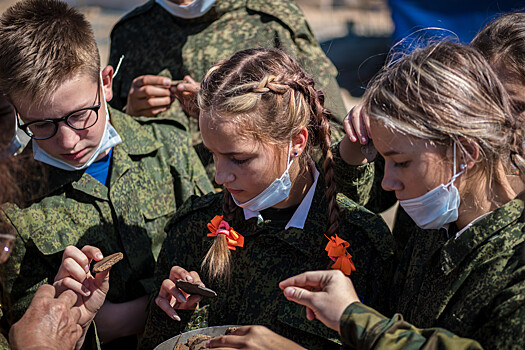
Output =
[{"x1": 450, "y1": 141, "x2": 466, "y2": 184}]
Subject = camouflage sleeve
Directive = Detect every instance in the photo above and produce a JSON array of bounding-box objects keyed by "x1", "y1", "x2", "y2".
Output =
[
  {"x1": 339, "y1": 303, "x2": 483, "y2": 350},
  {"x1": 332, "y1": 142, "x2": 397, "y2": 212}
]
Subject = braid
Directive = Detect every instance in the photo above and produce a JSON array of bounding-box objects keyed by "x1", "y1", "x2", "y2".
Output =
[{"x1": 201, "y1": 191, "x2": 237, "y2": 281}]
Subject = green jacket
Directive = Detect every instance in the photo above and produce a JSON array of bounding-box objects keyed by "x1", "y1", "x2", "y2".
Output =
[
  {"x1": 139, "y1": 173, "x2": 395, "y2": 350},
  {"x1": 108, "y1": 0, "x2": 347, "y2": 127},
  {"x1": 0, "y1": 107, "x2": 213, "y2": 323},
  {"x1": 338, "y1": 197, "x2": 525, "y2": 349}
]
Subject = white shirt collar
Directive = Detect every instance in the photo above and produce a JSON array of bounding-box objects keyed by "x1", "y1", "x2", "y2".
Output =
[{"x1": 240, "y1": 165, "x2": 320, "y2": 230}]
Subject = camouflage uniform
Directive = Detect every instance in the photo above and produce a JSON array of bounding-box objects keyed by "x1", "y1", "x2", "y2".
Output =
[
  {"x1": 338, "y1": 197, "x2": 525, "y2": 349},
  {"x1": 138, "y1": 171, "x2": 395, "y2": 350},
  {"x1": 0, "y1": 107, "x2": 213, "y2": 327},
  {"x1": 108, "y1": 0, "x2": 347, "y2": 127}
]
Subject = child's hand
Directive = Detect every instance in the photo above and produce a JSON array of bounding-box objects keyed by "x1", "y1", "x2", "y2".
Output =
[
  {"x1": 279, "y1": 270, "x2": 359, "y2": 333},
  {"x1": 171, "y1": 75, "x2": 200, "y2": 119},
  {"x1": 53, "y1": 245, "x2": 109, "y2": 330},
  {"x1": 126, "y1": 74, "x2": 173, "y2": 117},
  {"x1": 155, "y1": 266, "x2": 204, "y2": 321},
  {"x1": 206, "y1": 326, "x2": 306, "y2": 350}
]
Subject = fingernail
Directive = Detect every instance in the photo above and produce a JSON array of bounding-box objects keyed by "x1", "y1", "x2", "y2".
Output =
[
  {"x1": 96, "y1": 253, "x2": 103, "y2": 259},
  {"x1": 185, "y1": 275, "x2": 193, "y2": 282},
  {"x1": 172, "y1": 313, "x2": 181, "y2": 321},
  {"x1": 206, "y1": 341, "x2": 211, "y2": 348},
  {"x1": 82, "y1": 286, "x2": 91, "y2": 296},
  {"x1": 177, "y1": 294, "x2": 187, "y2": 303},
  {"x1": 84, "y1": 265, "x2": 90, "y2": 274},
  {"x1": 164, "y1": 79, "x2": 171, "y2": 86},
  {"x1": 284, "y1": 287, "x2": 295, "y2": 298},
  {"x1": 361, "y1": 137, "x2": 367, "y2": 143}
]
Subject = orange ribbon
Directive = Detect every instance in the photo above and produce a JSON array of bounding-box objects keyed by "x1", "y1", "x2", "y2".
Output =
[
  {"x1": 207, "y1": 215, "x2": 244, "y2": 250},
  {"x1": 325, "y1": 234, "x2": 356, "y2": 275}
]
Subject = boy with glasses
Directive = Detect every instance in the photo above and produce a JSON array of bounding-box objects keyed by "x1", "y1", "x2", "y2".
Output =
[{"x1": 0, "y1": 0, "x2": 213, "y2": 347}]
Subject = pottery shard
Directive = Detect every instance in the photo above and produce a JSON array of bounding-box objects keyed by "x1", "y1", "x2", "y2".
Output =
[{"x1": 92, "y1": 252, "x2": 124, "y2": 273}]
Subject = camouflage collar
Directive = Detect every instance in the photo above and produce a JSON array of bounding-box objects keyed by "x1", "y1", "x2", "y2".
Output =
[
  {"x1": 440, "y1": 198, "x2": 525, "y2": 274},
  {"x1": 108, "y1": 107, "x2": 163, "y2": 156}
]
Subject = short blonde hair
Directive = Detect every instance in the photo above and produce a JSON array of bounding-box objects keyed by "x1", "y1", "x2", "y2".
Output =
[{"x1": 0, "y1": 0, "x2": 100, "y2": 104}]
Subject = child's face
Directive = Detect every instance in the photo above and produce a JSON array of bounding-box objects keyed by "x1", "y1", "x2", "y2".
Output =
[
  {"x1": 14, "y1": 73, "x2": 109, "y2": 167},
  {"x1": 370, "y1": 120, "x2": 455, "y2": 201},
  {"x1": 200, "y1": 115, "x2": 288, "y2": 204}
]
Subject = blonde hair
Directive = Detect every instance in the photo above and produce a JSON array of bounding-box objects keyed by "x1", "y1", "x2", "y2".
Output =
[
  {"x1": 0, "y1": 0, "x2": 100, "y2": 104},
  {"x1": 198, "y1": 48, "x2": 339, "y2": 280},
  {"x1": 363, "y1": 41, "x2": 525, "y2": 191}
]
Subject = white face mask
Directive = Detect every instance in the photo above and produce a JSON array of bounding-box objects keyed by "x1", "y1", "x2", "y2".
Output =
[
  {"x1": 399, "y1": 142, "x2": 466, "y2": 230},
  {"x1": 232, "y1": 141, "x2": 295, "y2": 213},
  {"x1": 155, "y1": 0, "x2": 216, "y2": 19},
  {"x1": 33, "y1": 76, "x2": 122, "y2": 171}
]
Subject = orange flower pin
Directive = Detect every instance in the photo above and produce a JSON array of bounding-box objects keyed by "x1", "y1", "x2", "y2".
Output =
[
  {"x1": 207, "y1": 215, "x2": 244, "y2": 250},
  {"x1": 325, "y1": 234, "x2": 356, "y2": 275}
]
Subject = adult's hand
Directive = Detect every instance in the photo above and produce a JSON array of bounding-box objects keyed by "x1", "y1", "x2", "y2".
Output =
[
  {"x1": 339, "y1": 104, "x2": 374, "y2": 165},
  {"x1": 126, "y1": 75, "x2": 173, "y2": 117},
  {"x1": 9, "y1": 285, "x2": 82, "y2": 350},
  {"x1": 53, "y1": 245, "x2": 109, "y2": 331},
  {"x1": 279, "y1": 270, "x2": 359, "y2": 333},
  {"x1": 171, "y1": 75, "x2": 200, "y2": 119},
  {"x1": 206, "y1": 326, "x2": 306, "y2": 350},
  {"x1": 155, "y1": 266, "x2": 204, "y2": 321}
]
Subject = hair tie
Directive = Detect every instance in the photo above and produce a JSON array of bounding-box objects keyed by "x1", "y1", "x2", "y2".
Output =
[
  {"x1": 325, "y1": 234, "x2": 355, "y2": 275},
  {"x1": 207, "y1": 215, "x2": 244, "y2": 250}
]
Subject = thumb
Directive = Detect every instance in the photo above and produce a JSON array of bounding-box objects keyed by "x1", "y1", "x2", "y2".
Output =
[{"x1": 283, "y1": 286, "x2": 317, "y2": 309}]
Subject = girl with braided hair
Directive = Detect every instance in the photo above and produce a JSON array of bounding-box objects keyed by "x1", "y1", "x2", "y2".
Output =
[{"x1": 139, "y1": 48, "x2": 394, "y2": 350}]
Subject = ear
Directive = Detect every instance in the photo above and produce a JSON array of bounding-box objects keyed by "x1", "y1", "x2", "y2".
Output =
[
  {"x1": 101, "y1": 65, "x2": 114, "y2": 102},
  {"x1": 291, "y1": 127, "x2": 308, "y2": 158},
  {"x1": 456, "y1": 137, "x2": 480, "y2": 171}
]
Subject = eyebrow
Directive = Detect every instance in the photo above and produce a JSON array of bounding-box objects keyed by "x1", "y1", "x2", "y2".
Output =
[
  {"x1": 201, "y1": 143, "x2": 244, "y2": 157},
  {"x1": 382, "y1": 150, "x2": 402, "y2": 157}
]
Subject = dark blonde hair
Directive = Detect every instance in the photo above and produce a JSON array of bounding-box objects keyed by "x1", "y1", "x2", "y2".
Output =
[
  {"x1": 0, "y1": 0, "x2": 100, "y2": 104},
  {"x1": 364, "y1": 41, "x2": 525, "y2": 193},
  {"x1": 198, "y1": 48, "x2": 339, "y2": 280}
]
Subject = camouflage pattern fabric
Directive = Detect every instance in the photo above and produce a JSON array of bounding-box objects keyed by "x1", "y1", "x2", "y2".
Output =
[
  {"x1": 0, "y1": 107, "x2": 214, "y2": 325},
  {"x1": 108, "y1": 0, "x2": 347, "y2": 127},
  {"x1": 0, "y1": 334, "x2": 8, "y2": 350},
  {"x1": 338, "y1": 197, "x2": 525, "y2": 349},
  {"x1": 138, "y1": 170, "x2": 395, "y2": 350}
]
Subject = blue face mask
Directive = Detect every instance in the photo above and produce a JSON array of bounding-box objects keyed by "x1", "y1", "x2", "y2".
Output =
[
  {"x1": 155, "y1": 0, "x2": 216, "y2": 19},
  {"x1": 32, "y1": 76, "x2": 122, "y2": 171},
  {"x1": 232, "y1": 141, "x2": 295, "y2": 213},
  {"x1": 399, "y1": 142, "x2": 466, "y2": 230}
]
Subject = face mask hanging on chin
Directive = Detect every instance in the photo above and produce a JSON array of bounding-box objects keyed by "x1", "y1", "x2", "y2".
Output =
[
  {"x1": 32, "y1": 74, "x2": 122, "y2": 171},
  {"x1": 155, "y1": 0, "x2": 217, "y2": 19},
  {"x1": 399, "y1": 142, "x2": 466, "y2": 230},
  {"x1": 232, "y1": 141, "x2": 295, "y2": 213}
]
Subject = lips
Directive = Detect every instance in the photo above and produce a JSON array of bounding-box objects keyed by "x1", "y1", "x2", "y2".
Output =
[
  {"x1": 61, "y1": 148, "x2": 88, "y2": 161},
  {"x1": 226, "y1": 187, "x2": 243, "y2": 195}
]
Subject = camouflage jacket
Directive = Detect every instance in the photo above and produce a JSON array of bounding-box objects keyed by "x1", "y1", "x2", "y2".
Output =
[
  {"x1": 0, "y1": 107, "x2": 213, "y2": 323},
  {"x1": 138, "y1": 173, "x2": 395, "y2": 350},
  {"x1": 108, "y1": 0, "x2": 347, "y2": 127},
  {"x1": 339, "y1": 197, "x2": 525, "y2": 349}
]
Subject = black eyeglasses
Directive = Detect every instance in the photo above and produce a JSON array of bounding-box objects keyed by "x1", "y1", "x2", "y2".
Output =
[{"x1": 16, "y1": 83, "x2": 101, "y2": 140}]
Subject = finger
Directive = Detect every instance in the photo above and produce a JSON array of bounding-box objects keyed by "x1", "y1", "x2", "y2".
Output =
[
  {"x1": 57, "y1": 289, "x2": 80, "y2": 308},
  {"x1": 155, "y1": 295, "x2": 181, "y2": 321},
  {"x1": 93, "y1": 267, "x2": 110, "y2": 287},
  {"x1": 185, "y1": 294, "x2": 203, "y2": 308},
  {"x1": 160, "y1": 278, "x2": 187, "y2": 304},
  {"x1": 169, "y1": 266, "x2": 193, "y2": 283},
  {"x1": 140, "y1": 85, "x2": 172, "y2": 98},
  {"x1": 54, "y1": 276, "x2": 91, "y2": 297},
  {"x1": 132, "y1": 94, "x2": 172, "y2": 109},
  {"x1": 343, "y1": 110, "x2": 358, "y2": 143},
  {"x1": 351, "y1": 105, "x2": 368, "y2": 144},
  {"x1": 132, "y1": 75, "x2": 171, "y2": 88},
  {"x1": 362, "y1": 110, "x2": 372, "y2": 139},
  {"x1": 55, "y1": 256, "x2": 90, "y2": 283},
  {"x1": 306, "y1": 307, "x2": 316, "y2": 321},
  {"x1": 32, "y1": 284, "x2": 56, "y2": 300},
  {"x1": 150, "y1": 107, "x2": 168, "y2": 115},
  {"x1": 70, "y1": 306, "x2": 82, "y2": 324},
  {"x1": 279, "y1": 271, "x2": 327, "y2": 290},
  {"x1": 282, "y1": 286, "x2": 320, "y2": 310},
  {"x1": 188, "y1": 271, "x2": 204, "y2": 286},
  {"x1": 80, "y1": 245, "x2": 103, "y2": 262},
  {"x1": 206, "y1": 335, "x2": 243, "y2": 349}
]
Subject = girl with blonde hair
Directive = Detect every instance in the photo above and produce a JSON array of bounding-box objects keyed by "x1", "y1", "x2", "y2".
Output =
[{"x1": 139, "y1": 48, "x2": 394, "y2": 349}]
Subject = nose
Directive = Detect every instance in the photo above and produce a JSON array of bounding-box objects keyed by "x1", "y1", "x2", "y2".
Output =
[
  {"x1": 214, "y1": 159, "x2": 235, "y2": 185},
  {"x1": 381, "y1": 166, "x2": 403, "y2": 192},
  {"x1": 54, "y1": 122, "x2": 81, "y2": 149}
]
